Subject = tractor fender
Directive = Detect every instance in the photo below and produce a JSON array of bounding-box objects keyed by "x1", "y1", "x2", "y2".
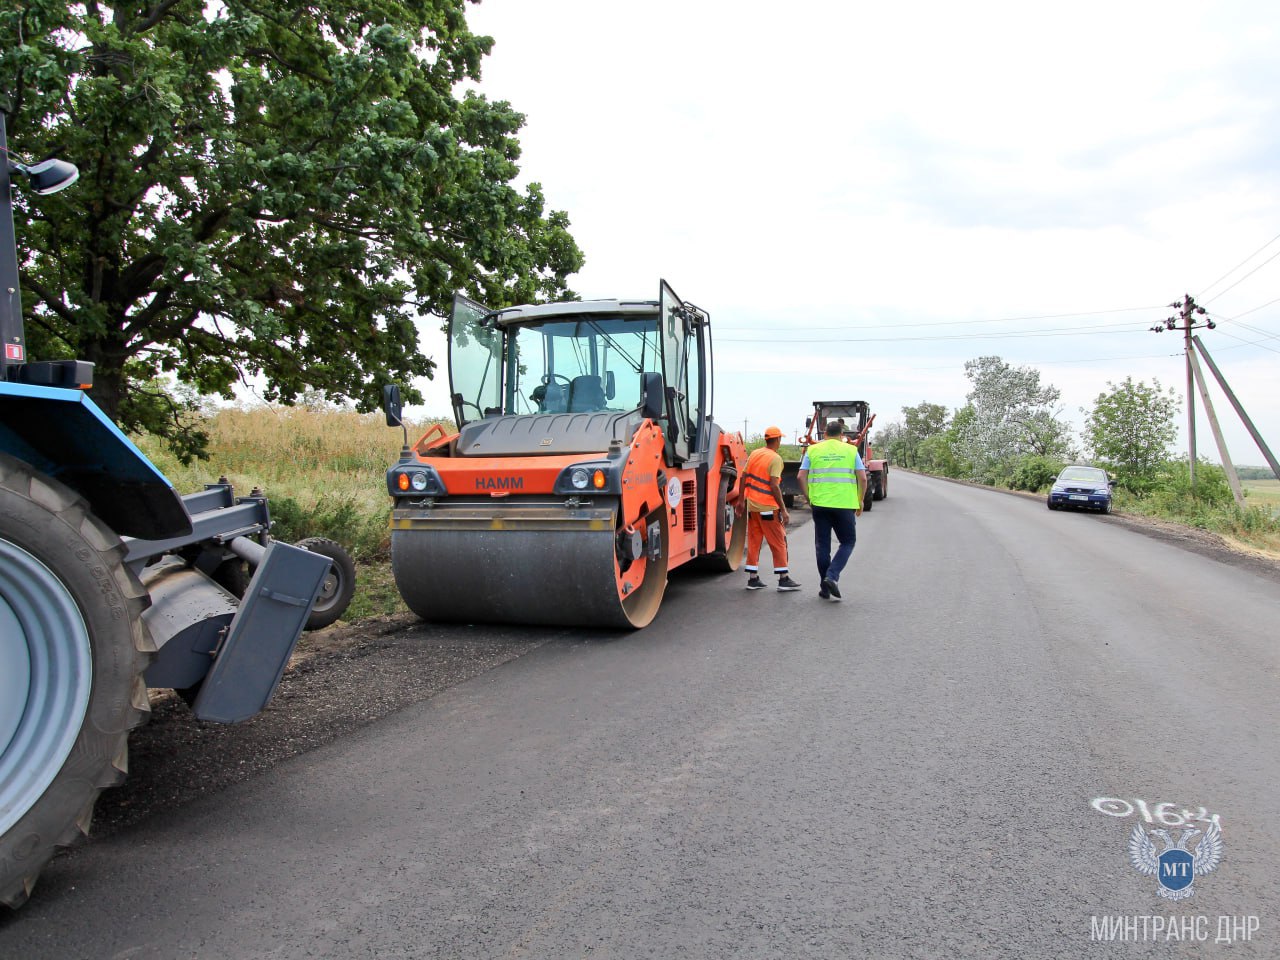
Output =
[{"x1": 0, "y1": 382, "x2": 191, "y2": 540}]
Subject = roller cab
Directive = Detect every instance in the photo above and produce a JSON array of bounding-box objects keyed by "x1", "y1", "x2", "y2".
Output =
[{"x1": 386, "y1": 280, "x2": 747, "y2": 629}]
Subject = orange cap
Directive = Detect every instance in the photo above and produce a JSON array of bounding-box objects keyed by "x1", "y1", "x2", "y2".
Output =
[{"x1": 763, "y1": 425, "x2": 783, "y2": 439}]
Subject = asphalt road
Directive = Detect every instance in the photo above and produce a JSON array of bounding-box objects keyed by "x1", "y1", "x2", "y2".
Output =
[{"x1": 3, "y1": 471, "x2": 1278, "y2": 959}]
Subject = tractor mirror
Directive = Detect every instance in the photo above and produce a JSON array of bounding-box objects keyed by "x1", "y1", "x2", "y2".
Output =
[
  {"x1": 382, "y1": 384, "x2": 403, "y2": 427},
  {"x1": 604, "y1": 370, "x2": 616, "y2": 400},
  {"x1": 640, "y1": 372, "x2": 664, "y2": 420}
]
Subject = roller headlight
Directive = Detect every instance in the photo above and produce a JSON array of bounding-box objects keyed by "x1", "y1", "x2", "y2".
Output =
[
  {"x1": 554, "y1": 461, "x2": 617, "y2": 495},
  {"x1": 388, "y1": 464, "x2": 444, "y2": 497},
  {"x1": 396, "y1": 471, "x2": 429, "y2": 492}
]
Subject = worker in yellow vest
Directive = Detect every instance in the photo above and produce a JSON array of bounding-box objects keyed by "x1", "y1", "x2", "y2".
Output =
[
  {"x1": 742, "y1": 426, "x2": 801, "y2": 592},
  {"x1": 797, "y1": 419, "x2": 867, "y2": 601}
]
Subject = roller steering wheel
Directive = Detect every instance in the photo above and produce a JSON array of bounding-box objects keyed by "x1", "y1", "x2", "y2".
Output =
[{"x1": 541, "y1": 373, "x2": 573, "y2": 387}]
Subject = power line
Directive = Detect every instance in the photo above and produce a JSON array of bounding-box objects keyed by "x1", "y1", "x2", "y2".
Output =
[
  {"x1": 717, "y1": 305, "x2": 1163, "y2": 333},
  {"x1": 719, "y1": 320, "x2": 1152, "y2": 344},
  {"x1": 1198, "y1": 231, "x2": 1280, "y2": 300},
  {"x1": 1203, "y1": 247, "x2": 1280, "y2": 304},
  {"x1": 1205, "y1": 302, "x2": 1280, "y2": 343},
  {"x1": 1223, "y1": 296, "x2": 1280, "y2": 321},
  {"x1": 1027, "y1": 351, "x2": 1184, "y2": 365},
  {"x1": 1223, "y1": 318, "x2": 1279, "y2": 341},
  {"x1": 1215, "y1": 328, "x2": 1280, "y2": 356}
]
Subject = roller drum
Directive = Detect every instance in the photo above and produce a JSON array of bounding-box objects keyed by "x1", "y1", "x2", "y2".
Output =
[{"x1": 391, "y1": 498, "x2": 667, "y2": 629}]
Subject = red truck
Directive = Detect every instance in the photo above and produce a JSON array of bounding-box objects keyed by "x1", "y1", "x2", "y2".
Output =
[{"x1": 780, "y1": 400, "x2": 889, "y2": 511}]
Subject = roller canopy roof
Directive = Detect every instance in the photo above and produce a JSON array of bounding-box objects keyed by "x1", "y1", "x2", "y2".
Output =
[{"x1": 489, "y1": 300, "x2": 658, "y2": 326}]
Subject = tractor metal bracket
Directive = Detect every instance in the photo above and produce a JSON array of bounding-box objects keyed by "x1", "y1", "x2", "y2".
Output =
[{"x1": 191, "y1": 541, "x2": 330, "y2": 723}]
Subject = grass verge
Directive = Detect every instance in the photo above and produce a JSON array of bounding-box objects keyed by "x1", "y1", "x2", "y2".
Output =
[{"x1": 134, "y1": 405, "x2": 448, "y2": 620}]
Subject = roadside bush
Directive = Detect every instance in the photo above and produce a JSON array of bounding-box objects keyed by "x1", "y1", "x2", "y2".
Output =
[
  {"x1": 1009, "y1": 455, "x2": 1064, "y2": 492},
  {"x1": 1147, "y1": 460, "x2": 1233, "y2": 511},
  {"x1": 264, "y1": 494, "x2": 389, "y2": 562}
]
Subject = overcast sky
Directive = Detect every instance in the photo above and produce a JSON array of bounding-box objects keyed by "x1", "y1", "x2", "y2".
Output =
[{"x1": 419, "y1": 0, "x2": 1279, "y2": 468}]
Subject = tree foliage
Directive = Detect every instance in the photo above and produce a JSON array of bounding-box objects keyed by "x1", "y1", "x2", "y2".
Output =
[
  {"x1": 886, "y1": 401, "x2": 948, "y2": 469},
  {"x1": 1083, "y1": 377, "x2": 1178, "y2": 491},
  {"x1": 957, "y1": 356, "x2": 1074, "y2": 481},
  {"x1": 3, "y1": 0, "x2": 583, "y2": 459}
]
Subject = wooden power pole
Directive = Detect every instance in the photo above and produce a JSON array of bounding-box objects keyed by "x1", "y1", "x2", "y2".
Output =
[{"x1": 1152, "y1": 293, "x2": 1277, "y2": 506}]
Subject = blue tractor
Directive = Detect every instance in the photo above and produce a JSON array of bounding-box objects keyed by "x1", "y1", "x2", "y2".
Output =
[{"x1": 0, "y1": 117, "x2": 354, "y2": 908}]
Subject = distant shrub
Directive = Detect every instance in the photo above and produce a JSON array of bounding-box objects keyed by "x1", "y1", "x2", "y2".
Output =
[
  {"x1": 1147, "y1": 460, "x2": 1233, "y2": 512},
  {"x1": 1009, "y1": 455, "x2": 1064, "y2": 492}
]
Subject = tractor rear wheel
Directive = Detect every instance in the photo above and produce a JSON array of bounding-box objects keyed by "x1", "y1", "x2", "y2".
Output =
[
  {"x1": 0, "y1": 454, "x2": 150, "y2": 909},
  {"x1": 873, "y1": 468, "x2": 887, "y2": 501}
]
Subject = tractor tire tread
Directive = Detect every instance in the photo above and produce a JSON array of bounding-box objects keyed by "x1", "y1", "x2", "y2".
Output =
[
  {"x1": 0, "y1": 454, "x2": 152, "y2": 911},
  {"x1": 296, "y1": 537, "x2": 357, "y2": 630}
]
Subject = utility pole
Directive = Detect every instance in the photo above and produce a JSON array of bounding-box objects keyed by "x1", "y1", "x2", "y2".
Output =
[
  {"x1": 1151, "y1": 295, "x2": 1215, "y2": 490},
  {"x1": 1150, "y1": 293, "x2": 1280, "y2": 507},
  {"x1": 1193, "y1": 334, "x2": 1280, "y2": 484}
]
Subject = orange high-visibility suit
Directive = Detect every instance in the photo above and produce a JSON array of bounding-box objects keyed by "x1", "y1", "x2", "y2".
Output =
[{"x1": 743, "y1": 445, "x2": 789, "y2": 577}]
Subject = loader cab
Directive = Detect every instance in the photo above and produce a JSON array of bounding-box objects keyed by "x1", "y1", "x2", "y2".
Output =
[{"x1": 446, "y1": 281, "x2": 712, "y2": 465}]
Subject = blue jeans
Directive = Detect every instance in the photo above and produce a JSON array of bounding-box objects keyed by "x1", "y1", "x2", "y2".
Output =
[{"x1": 811, "y1": 505, "x2": 857, "y2": 582}]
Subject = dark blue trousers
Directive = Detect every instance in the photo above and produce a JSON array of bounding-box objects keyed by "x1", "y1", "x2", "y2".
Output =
[{"x1": 811, "y1": 505, "x2": 857, "y2": 582}]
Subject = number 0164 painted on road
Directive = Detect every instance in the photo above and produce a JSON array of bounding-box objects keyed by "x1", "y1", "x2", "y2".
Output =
[{"x1": 1092, "y1": 796, "x2": 1222, "y2": 829}]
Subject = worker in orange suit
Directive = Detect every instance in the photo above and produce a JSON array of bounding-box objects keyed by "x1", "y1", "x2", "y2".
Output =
[{"x1": 742, "y1": 426, "x2": 801, "y2": 592}]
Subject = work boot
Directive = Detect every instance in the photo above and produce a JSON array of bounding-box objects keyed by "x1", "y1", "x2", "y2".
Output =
[
  {"x1": 821, "y1": 577, "x2": 842, "y2": 601},
  {"x1": 746, "y1": 576, "x2": 764, "y2": 590},
  {"x1": 777, "y1": 576, "x2": 801, "y2": 592},
  {"x1": 818, "y1": 581, "x2": 830, "y2": 600}
]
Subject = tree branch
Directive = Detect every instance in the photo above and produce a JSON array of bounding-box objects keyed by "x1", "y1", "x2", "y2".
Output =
[
  {"x1": 18, "y1": 275, "x2": 78, "y2": 326},
  {"x1": 135, "y1": 0, "x2": 188, "y2": 33}
]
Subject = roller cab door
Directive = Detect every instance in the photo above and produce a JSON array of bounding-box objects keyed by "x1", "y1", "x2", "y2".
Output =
[
  {"x1": 659, "y1": 280, "x2": 691, "y2": 464},
  {"x1": 448, "y1": 294, "x2": 503, "y2": 428}
]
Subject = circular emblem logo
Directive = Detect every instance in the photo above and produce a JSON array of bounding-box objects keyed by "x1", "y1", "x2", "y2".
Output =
[{"x1": 666, "y1": 477, "x2": 682, "y2": 507}]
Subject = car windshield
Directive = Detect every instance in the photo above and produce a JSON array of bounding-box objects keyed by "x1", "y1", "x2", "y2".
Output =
[{"x1": 1058, "y1": 467, "x2": 1107, "y2": 483}]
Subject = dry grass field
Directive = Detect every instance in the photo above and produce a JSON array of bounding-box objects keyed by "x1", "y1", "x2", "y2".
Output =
[
  {"x1": 134, "y1": 406, "x2": 452, "y2": 620},
  {"x1": 135, "y1": 405, "x2": 422, "y2": 518},
  {"x1": 1243, "y1": 478, "x2": 1280, "y2": 514}
]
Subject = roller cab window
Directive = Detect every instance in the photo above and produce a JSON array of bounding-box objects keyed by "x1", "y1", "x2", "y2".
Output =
[
  {"x1": 448, "y1": 295, "x2": 504, "y2": 425},
  {"x1": 510, "y1": 317, "x2": 661, "y2": 415}
]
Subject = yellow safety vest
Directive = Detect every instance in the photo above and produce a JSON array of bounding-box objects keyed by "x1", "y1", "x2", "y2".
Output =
[{"x1": 805, "y1": 439, "x2": 861, "y2": 509}]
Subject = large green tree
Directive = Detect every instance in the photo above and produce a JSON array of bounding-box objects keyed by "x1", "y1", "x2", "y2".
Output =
[
  {"x1": 1084, "y1": 377, "x2": 1178, "y2": 491},
  {"x1": 3, "y1": 0, "x2": 582, "y2": 458}
]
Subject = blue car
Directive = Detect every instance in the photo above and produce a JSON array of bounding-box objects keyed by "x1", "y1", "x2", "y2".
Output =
[{"x1": 1047, "y1": 465, "x2": 1114, "y2": 514}]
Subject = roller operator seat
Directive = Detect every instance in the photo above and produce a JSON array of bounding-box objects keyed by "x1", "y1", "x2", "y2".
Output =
[{"x1": 567, "y1": 375, "x2": 606, "y2": 412}]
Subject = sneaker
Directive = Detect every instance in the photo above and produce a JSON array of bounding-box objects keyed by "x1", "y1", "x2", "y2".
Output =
[
  {"x1": 821, "y1": 577, "x2": 842, "y2": 601},
  {"x1": 777, "y1": 576, "x2": 801, "y2": 592},
  {"x1": 745, "y1": 576, "x2": 764, "y2": 590},
  {"x1": 818, "y1": 581, "x2": 830, "y2": 600}
]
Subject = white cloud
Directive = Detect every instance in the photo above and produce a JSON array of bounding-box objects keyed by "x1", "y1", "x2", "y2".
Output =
[{"x1": 409, "y1": 0, "x2": 1280, "y2": 467}]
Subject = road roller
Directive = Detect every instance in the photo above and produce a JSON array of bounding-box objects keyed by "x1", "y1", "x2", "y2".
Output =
[{"x1": 383, "y1": 280, "x2": 748, "y2": 628}]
